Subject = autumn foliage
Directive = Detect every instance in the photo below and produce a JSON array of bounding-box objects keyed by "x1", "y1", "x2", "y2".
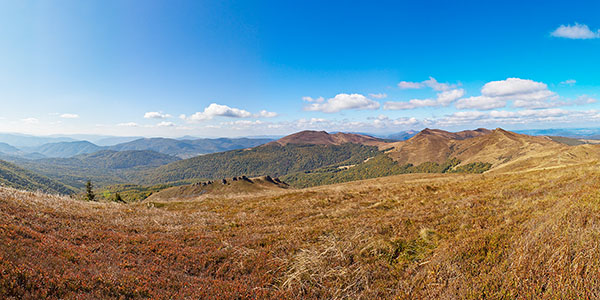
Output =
[{"x1": 3, "y1": 162, "x2": 600, "y2": 298}]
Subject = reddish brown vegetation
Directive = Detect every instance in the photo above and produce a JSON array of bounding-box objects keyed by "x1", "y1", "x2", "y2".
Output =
[
  {"x1": 0, "y1": 189, "x2": 288, "y2": 299},
  {"x1": 3, "y1": 163, "x2": 600, "y2": 299}
]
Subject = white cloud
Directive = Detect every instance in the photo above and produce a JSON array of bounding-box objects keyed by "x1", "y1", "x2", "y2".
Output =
[
  {"x1": 144, "y1": 111, "x2": 171, "y2": 119},
  {"x1": 455, "y1": 78, "x2": 557, "y2": 110},
  {"x1": 436, "y1": 89, "x2": 466, "y2": 106},
  {"x1": 156, "y1": 121, "x2": 176, "y2": 127},
  {"x1": 117, "y1": 122, "x2": 139, "y2": 127},
  {"x1": 385, "y1": 89, "x2": 465, "y2": 110},
  {"x1": 60, "y1": 113, "x2": 79, "y2": 119},
  {"x1": 398, "y1": 81, "x2": 425, "y2": 89},
  {"x1": 256, "y1": 110, "x2": 278, "y2": 118},
  {"x1": 560, "y1": 79, "x2": 576, "y2": 86},
  {"x1": 398, "y1": 77, "x2": 457, "y2": 91},
  {"x1": 551, "y1": 23, "x2": 600, "y2": 39},
  {"x1": 304, "y1": 93, "x2": 380, "y2": 113},
  {"x1": 184, "y1": 103, "x2": 252, "y2": 122},
  {"x1": 481, "y1": 78, "x2": 552, "y2": 99},
  {"x1": 302, "y1": 96, "x2": 324, "y2": 103},
  {"x1": 369, "y1": 93, "x2": 388, "y2": 99},
  {"x1": 21, "y1": 117, "x2": 39, "y2": 124},
  {"x1": 434, "y1": 108, "x2": 587, "y2": 126}
]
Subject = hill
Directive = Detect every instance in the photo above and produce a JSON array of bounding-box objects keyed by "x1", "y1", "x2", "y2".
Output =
[
  {"x1": 0, "y1": 159, "x2": 74, "y2": 194},
  {"x1": 28, "y1": 141, "x2": 103, "y2": 158},
  {"x1": 0, "y1": 133, "x2": 76, "y2": 148},
  {"x1": 108, "y1": 137, "x2": 273, "y2": 158},
  {"x1": 4, "y1": 163, "x2": 600, "y2": 298},
  {"x1": 146, "y1": 175, "x2": 289, "y2": 201},
  {"x1": 0, "y1": 142, "x2": 22, "y2": 156},
  {"x1": 386, "y1": 128, "x2": 600, "y2": 173},
  {"x1": 386, "y1": 128, "x2": 492, "y2": 165},
  {"x1": 146, "y1": 143, "x2": 380, "y2": 184},
  {"x1": 267, "y1": 130, "x2": 385, "y2": 146},
  {"x1": 11, "y1": 150, "x2": 180, "y2": 189}
]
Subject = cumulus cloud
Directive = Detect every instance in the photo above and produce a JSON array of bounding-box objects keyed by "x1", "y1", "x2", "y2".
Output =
[
  {"x1": 455, "y1": 78, "x2": 557, "y2": 110},
  {"x1": 304, "y1": 93, "x2": 380, "y2": 113},
  {"x1": 184, "y1": 103, "x2": 252, "y2": 122},
  {"x1": 256, "y1": 110, "x2": 278, "y2": 118},
  {"x1": 398, "y1": 81, "x2": 425, "y2": 89},
  {"x1": 481, "y1": 78, "x2": 553, "y2": 99},
  {"x1": 384, "y1": 89, "x2": 465, "y2": 110},
  {"x1": 369, "y1": 93, "x2": 388, "y2": 99},
  {"x1": 398, "y1": 77, "x2": 458, "y2": 91},
  {"x1": 60, "y1": 113, "x2": 79, "y2": 119},
  {"x1": 144, "y1": 112, "x2": 171, "y2": 119},
  {"x1": 551, "y1": 23, "x2": 600, "y2": 39},
  {"x1": 560, "y1": 79, "x2": 576, "y2": 86}
]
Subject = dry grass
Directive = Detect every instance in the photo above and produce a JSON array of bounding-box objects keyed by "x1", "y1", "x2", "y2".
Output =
[{"x1": 3, "y1": 163, "x2": 600, "y2": 299}]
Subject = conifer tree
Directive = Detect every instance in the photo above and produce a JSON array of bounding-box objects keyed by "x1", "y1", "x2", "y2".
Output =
[{"x1": 85, "y1": 180, "x2": 95, "y2": 201}]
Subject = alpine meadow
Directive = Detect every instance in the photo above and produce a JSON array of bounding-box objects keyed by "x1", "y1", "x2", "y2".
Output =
[{"x1": 2, "y1": 1, "x2": 600, "y2": 299}]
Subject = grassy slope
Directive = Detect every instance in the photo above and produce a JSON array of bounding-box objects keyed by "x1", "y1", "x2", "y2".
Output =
[
  {"x1": 145, "y1": 176, "x2": 289, "y2": 201},
  {"x1": 2, "y1": 163, "x2": 600, "y2": 298},
  {"x1": 0, "y1": 160, "x2": 75, "y2": 195}
]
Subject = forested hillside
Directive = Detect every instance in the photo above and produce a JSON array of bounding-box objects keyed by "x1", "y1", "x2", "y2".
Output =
[
  {"x1": 0, "y1": 159, "x2": 75, "y2": 194},
  {"x1": 146, "y1": 143, "x2": 380, "y2": 183},
  {"x1": 283, "y1": 154, "x2": 492, "y2": 188},
  {"x1": 108, "y1": 137, "x2": 273, "y2": 158},
  {"x1": 11, "y1": 150, "x2": 179, "y2": 189}
]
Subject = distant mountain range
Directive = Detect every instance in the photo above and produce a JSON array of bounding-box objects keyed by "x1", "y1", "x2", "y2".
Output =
[
  {"x1": 22, "y1": 141, "x2": 104, "y2": 158},
  {"x1": 4, "y1": 128, "x2": 600, "y2": 196},
  {"x1": 5, "y1": 150, "x2": 181, "y2": 189},
  {"x1": 107, "y1": 137, "x2": 273, "y2": 158},
  {"x1": 0, "y1": 137, "x2": 274, "y2": 159}
]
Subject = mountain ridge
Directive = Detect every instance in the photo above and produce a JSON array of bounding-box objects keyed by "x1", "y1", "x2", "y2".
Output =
[{"x1": 267, "y1": 130, "x2": 385, "y2": 147}]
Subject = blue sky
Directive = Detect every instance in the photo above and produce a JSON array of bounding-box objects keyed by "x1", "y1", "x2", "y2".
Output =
[{"x1": 0, "y1": 0, "x2": 599, "y2": 137}]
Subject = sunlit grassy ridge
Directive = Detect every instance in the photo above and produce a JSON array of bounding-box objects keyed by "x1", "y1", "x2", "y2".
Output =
[{"x1": 2, "y1": 162, "x2": 600, "y2": 298}]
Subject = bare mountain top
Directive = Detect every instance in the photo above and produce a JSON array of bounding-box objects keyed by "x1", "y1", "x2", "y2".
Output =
[
  {"x1": 386, "y1": 128, "x2": 493, "y2": 165},
  {"x1": 268, "y1": 130, "x2": 385, "y2": 147},
  {"x1": 387, "y1": 127, "x2": 600, "y2": 172},
  {"x1": 417, "y1": 128, "x2": 492, "y2": 140}
]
